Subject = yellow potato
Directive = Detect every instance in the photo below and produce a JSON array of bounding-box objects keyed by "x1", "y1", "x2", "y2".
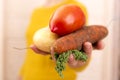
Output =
[{"x1": 33, "y1": 27, "x2": 59, "y2": 53}]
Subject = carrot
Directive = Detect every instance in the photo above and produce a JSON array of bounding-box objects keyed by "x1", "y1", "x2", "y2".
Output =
[{"x1": 51, "y1": 25, "x2": 108, "y2": 54}]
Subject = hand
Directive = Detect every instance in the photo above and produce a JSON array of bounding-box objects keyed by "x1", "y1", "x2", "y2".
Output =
[
  {"x1": 30, "y1": 40, "x2": 105, "y2": 68},
  {"x1": 30, "y1": 45, "x2": 49, "y2": 55},
  {"x1": 67, "y1": 40, "x2": 105, "y2": 68}
]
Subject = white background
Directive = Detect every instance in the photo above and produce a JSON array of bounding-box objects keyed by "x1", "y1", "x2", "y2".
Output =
[{"x1": 0, "y1": 0, "x2": 119, "y2": 80}]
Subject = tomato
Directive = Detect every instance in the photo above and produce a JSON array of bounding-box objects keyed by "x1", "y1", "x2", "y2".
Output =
[{"x1": 49, "y1": 4, "x2": 86, "y2": 36}]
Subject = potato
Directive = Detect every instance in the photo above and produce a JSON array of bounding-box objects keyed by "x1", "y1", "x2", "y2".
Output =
[{"x1": 33, "y1": 27, "x2": 59, "y2": 53}]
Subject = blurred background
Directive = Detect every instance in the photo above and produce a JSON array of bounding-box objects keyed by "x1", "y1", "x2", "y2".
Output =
[{"x1": 0, "y1": 0, "x2": 120, "y2": 80}]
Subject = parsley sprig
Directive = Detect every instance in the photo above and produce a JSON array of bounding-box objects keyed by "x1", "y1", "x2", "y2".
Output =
[{"x1": 54, "y1": 50, "x2": 88, "y2": 78}]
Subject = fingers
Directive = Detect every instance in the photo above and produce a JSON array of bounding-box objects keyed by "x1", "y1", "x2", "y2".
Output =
[
  {"x1": 68, "y1": 54, "x2": 86, "y2": 68},
  {"x1": 50, "y1": 47, "x2": 56, "y2": 61},
  {"x1": 63, "y1": 41, "x2": 104, "y2": 68},
  {"x1": 83, "y1": 42, "x2": 93, "y2": 58},
  {"x1": 67, "y1": 42, "x2": 93, "y2": 68},
  {"x1": 68, "y1": 54, "x2": 78, "y2": 68},
  {"x1": 93, "y1": 40, "x2": 105, "y2": 50},
  {"x1": 70, "y1": 41, "x2": 104, "y2": 68},
  {"x1": 30, "y1": 44, "x2": 49, "y2": 55},
  {"x1": 70, "y1": 42, "x2": 93, "y2": 68}
]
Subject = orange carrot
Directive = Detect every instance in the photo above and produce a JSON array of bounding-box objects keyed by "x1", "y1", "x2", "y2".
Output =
[{"x1": 51, "y1": 25, "x2": 108, "y2": 54}]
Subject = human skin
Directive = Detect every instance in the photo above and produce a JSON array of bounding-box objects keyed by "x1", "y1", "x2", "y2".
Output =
[
  {"x1": 30, "y1": 40, "x2": 105, "y2": 68},
  {"x1": 19, "y1": 0, "x2": 105, "y2": 80},
  {"x1": 19, "y1": 41, "x2": 104, "y2": 80}
]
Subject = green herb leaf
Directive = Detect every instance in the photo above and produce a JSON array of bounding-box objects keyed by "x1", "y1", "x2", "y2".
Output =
[{"x1": 55, "y1": 50, "x2": 88, "y2": 78}]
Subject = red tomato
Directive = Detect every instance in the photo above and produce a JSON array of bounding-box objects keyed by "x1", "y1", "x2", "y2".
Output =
[{"x1": 49, "y1": 4, "x2": 86, "y2": 36}]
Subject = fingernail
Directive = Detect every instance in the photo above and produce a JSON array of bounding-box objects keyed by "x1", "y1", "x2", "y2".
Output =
[
  {"x1": 68, "y1": 54, "x2": 75, "y2": 63},
  {"x1": 69, "y1": 54, "x2": 74, "y2": 61},
  {"x1": 85, "y1": 42, "x2": 92, "y2": 49}
]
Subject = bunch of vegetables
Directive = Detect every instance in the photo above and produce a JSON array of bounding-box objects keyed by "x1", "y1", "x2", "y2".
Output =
[{"x1": 33, "y1": 4, "x2": 108, "y2": 77}]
